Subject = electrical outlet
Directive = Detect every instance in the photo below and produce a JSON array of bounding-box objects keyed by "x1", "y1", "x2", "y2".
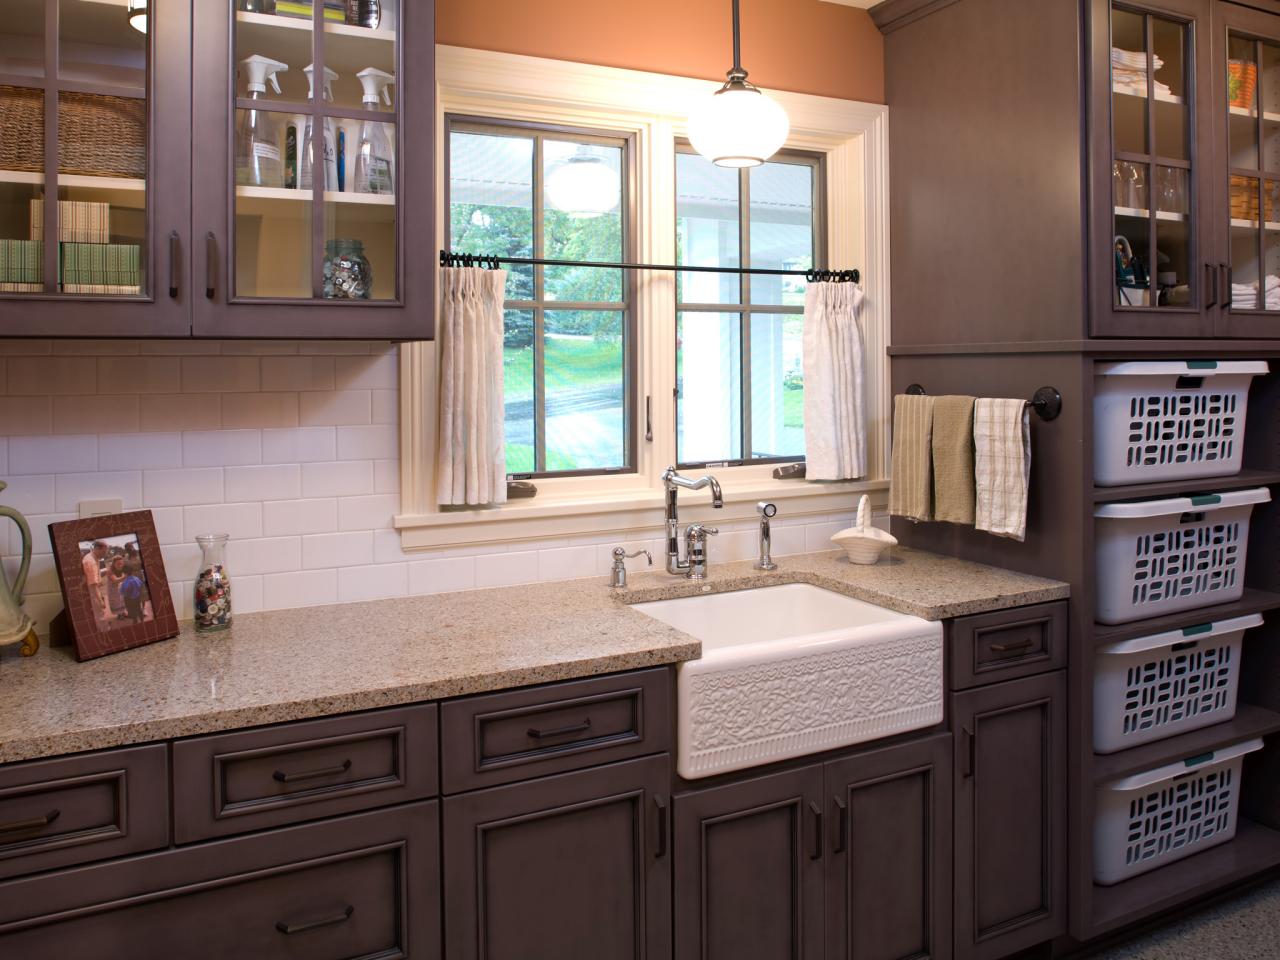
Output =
[{"x1": 79, "y1": 499, "x2": 123, "y2": 519}]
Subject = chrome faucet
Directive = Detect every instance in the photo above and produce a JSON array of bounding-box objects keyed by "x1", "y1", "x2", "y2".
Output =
[
  {"x1": 754, "y1": 501, "x2": 778, "y2": 571},
  {"x1": 661, "y1": 465, "x2": 723, "y2": 576}
]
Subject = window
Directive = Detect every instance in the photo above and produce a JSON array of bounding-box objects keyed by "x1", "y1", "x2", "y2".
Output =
[
  {"x1": 675, "y1": 146, "x2": 822, "y2": 467},
  {"x1": 446, "y1": 119, "x2": 634, "y2": 478}
]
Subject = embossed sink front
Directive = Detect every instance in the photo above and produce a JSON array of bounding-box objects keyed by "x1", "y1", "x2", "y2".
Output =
[{"x1": 629, "y1": 583, "x2": 944, "y2": 779}]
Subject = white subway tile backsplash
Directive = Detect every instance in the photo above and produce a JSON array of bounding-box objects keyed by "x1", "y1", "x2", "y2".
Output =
[
  {"x1": 261, "y1": 426, "x2": 336, "y2": 464},
  {"x1": 221, "y1": 341, "x2": 298, "y2": 356},
  {"x1": 537, "y1": 545, "x2": 597, "y2": 582},
  {"x1": 53, "y1": 395, "x2": 139, "y2": 435},
  {"x1": 263, "y1": 498, "x2": 338, "y2": 537},
  {"x1": 335, "y1": 353, "x2": 398, "y2": 390},
  {"x1": 139, "y1": 339, "x2": 220, "y2": 356},
  {"x1": 150, "y1": 506, "x2": 185, "y2": 546},
  {"x1": 227, "y1": 536, "x2": 302, "y2": 576},
  {"x1": 475, "y1": 551, "x2": 540, "y2": 588},
  {"x1": 143, "y1": 467, "x2": 223, "y2": 508},
  {"x1": 409, "y1": 556, "x2": 476, "y2": 595},
  {"x1": 161, "y1": 542, "x2": 203, "y2": 580},
  {"x1": 97, "y1": 357, "x2": 181, "y2": 394},
  {"x1": 374, "y1": 459, "x2": 399, "y2": 494},
  {"x1": 371, "y1": 389, "x2": 398, "y2": 424},
  {"x1": 0, "y1": 437, "x2": 7, "y2": 474},
  {"x1": 182, "y1": 429, "x2": 262, "y2": 467},
  {"x1": 3, "y1": 554, "x2": 58, "y2": 596},
  {"x1": 336, "y1": 424, "x2": 397, "y2": 461},
  {"x1": 262, "y1": 568, "x2": 338, "y2": 610},
  {"x1": 299, "y1": 390, "x2": 372, "y2": 427},
  {"x1": 336, "y1": 493, "x2": 398, "y2": 531},
  {"x1": 7, "y1": 436, "x2": 97, "y2": 475},
  {"x1": 303, "y1": 531, "x2": 374, "y2": 569},
  {"x1": 373, "y1": 528, "x2": 412, "y2": 564},
  {"x1": 99, "y1": 433, "x2": 183, "y2": 471},
  {"x1": 221, "y1": 393, "x2": 300, "y2": 429},
  {"x1": 262, "y1": 356, "x2": 336, "y2": 392},
  {"x1": 225, "y1": 464, "x2": 301, "y2": 502},
  {"x1": 55, "y1": 471, "x2": 142, "y2": 512},
  {"x1": 139, "y1": 394, "x2": 222, "y2": 432},
  {"x1": 301, "y1": 460, "x2": 373, "y2": 498},
  {"x1": 339, "y1": 562, "x2": 408, "y2": 602},
  {"x1": 182, "y1": 357, "x2": 261, "y2": 393},
  {"x1": 54, "y1": 340, "x2": 141, "y2": 357},
  {"x1": 183, "y1": 502, "x2": 263, "y2": 542},
  {"x1": 0, "y1": 397, "x2": 53, "y2": 435},
  {"x1": 16, "y1": 512, "x2": 76, "y2": 557},
  {"x1": 8, "y1": 357, "x2": 96, "y2": 395},
  {"x1": 232, "y1": 574, "x2": 265, "y2": 613}
]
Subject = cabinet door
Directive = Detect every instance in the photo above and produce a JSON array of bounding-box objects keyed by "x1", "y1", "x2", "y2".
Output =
[
  {"x1": 1089, "y1": 0, "x2": 1218, "y2": 337},
  {"x1": 0, "y1": 803, "x2": 440, "y2": 959},
  {"x1": 825, "y1": 734, "x2": 952, "y2": 960},
  {"x1": 444, "y1": 754, "x2": 671, "y2": 960},
  {"x1": 953, "y1": 673, "x2": 1067, "y2": 960},
  {"x1": 1212, "y1": 0, "x2": 1280, "y2": 337},
  {"x1": 673, "y1": 764, "x2": 824, "y2": 960},
  {"x1": 190, "y1": 0, "x2": 433, "y2": 339},
  {"x1": 0, "y1": 0, "x2": 191, "y2": 336}
]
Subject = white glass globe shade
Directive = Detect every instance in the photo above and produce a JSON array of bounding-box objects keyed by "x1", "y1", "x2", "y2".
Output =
[
  {"x1": 545, "y1": 157, "x2": 621, "y2": 218},
  {"x1": 127, "y1": 0, "x2": 148, "y2": 33},
  {"x1": 688, "y1": 86, "x2": 790, "y2": 168}
]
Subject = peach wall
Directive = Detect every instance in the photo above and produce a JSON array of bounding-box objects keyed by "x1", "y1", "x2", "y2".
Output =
[{"x1": 436, "y1": 0, "x2": 884, "y2": 104}]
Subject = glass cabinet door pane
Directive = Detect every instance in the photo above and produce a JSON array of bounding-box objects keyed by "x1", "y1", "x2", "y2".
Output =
[
  {"x1": 1228, "y1": 33, "x2": 1280, "y2": 314},
  {"x1": 0, "y1": 0, "x2": 43, "y2": 296},
  {"x1": 0, "y1": 0, "x2": 43, "y2": 79},
  {"x1": 1152, "y1": 18, "x2": 1188, "y2": 161},
  {"x1": 1111, "y1": 7, "x2": 1149, "y2": 155}
]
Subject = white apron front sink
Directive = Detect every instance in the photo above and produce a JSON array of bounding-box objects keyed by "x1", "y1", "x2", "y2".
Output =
[{"x1": 630, "y1": 583, "x2": 944, "y2": 779}]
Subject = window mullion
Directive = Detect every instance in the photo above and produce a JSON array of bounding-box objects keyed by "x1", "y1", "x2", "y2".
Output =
[
  {"x1": 739, "y1": 166, "x2": 752, "y2": 462},
  {"x1": 533, "y1": 133, "x2": 547, "y2": 474}
]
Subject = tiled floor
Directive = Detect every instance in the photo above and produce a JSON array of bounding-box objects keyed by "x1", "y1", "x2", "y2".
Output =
[{"x1": 1090, "y1": 878, "x2": 1280, "y2": 958}]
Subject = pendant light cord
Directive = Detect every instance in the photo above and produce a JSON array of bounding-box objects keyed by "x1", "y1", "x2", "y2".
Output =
[{"x1": 731, "y1": 0, "x2": 743, "y2": 78}]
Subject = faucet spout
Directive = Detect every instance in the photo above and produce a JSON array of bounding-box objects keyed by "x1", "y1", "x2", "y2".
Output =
[{"x1": 661, "y1": 466, "x2": 723, "y2": 576}]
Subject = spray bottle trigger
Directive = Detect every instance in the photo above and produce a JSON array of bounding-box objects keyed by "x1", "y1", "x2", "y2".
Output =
[
  {"x1": 381, "y1": 86, "x2": 392, "y2": 106},
  {"x1": 269, "y1": 73, "x2": 282, "y2": 95}
]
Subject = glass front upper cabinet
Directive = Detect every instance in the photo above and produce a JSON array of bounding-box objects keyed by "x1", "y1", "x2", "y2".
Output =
[
  {"x1": 0, "y1": 0, "x2": 148, "y2": 299},
  {"x1": 229, "y1": 0, "x2": 399, "y2": 304},
  {"x1": 1109, "y1": 4, "x2": 1197, "y2": 313}
]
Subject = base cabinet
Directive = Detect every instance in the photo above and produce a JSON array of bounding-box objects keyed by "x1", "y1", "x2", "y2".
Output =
[
  {"x1": 443, "y1": 754, "x2": 672, "y2": 960},
  {"x1": 674, "y1": 735, "x2": 952, "y2": 960},
  {"x1": 826, "y1": 734, "x2": 953, "y2": 960},
  {"x1": 0, "y1": 803, "x2": 440, "y2": 959},
  {"x1": 953, "y1": 673, "x2": 1067, "y2": 960}
]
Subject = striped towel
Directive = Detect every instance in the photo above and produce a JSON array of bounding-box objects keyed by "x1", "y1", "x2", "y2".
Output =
[
  {"x1": 974, "y1": 398, "x2": 1031, "y2": 541},
  {"x1": 889, "y1": 394, "x2": 935, "y2": 522}
]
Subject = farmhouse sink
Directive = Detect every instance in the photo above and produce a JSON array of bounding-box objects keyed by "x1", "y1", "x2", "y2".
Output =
[{"x1": 630, "y1": 583, "x2": 944, "y2": 779}]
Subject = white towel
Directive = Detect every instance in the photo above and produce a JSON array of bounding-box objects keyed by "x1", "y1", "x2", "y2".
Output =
[
  {"x1": 974, "y1": 398, "x2": 1030, "y2": 542},
  {"x1": 803, "y1": 281, "x2": 867, "y2": 481},
  {"x1": 436, "y1": 267, "x2": 508, "y2": 506}
]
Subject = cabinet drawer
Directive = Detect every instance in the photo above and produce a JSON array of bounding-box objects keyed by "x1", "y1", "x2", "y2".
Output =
[
  {"x1": 0, "y1": 803, "x2": 440, "y2": 960},
  {"x1": 950, "y1": 601, "x2": 1067, "y2": 691},
  {"x1": 442, "y1": 668, "x2": 671, "y2": 793},
  {"x1": 172, "y1": 703, "x2": 437, "y2": 843},
  {"x1": 0, "y1": 744, "x2": 168, "y2": 882}
]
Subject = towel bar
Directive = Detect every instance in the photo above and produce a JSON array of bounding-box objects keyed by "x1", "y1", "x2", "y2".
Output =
[{"x1": 903, "y1": 384, "x2": 1062, "y2": 422}]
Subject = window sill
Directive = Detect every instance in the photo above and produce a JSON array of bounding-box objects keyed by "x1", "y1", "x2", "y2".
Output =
[{"x1": 395, "y1": 476, "x2": 889, "y2": 550}]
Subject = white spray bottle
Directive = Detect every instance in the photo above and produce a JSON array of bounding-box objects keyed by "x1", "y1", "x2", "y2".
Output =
[
  {"x1": 354, "y1": 67, "x2": 395, "y2": 195},
  {"x1": 301, "y1": 64, "x2": 339, "y2": 191},
  {"x1": 235, "y1": 54, "x2": 288, "y2": 188}
]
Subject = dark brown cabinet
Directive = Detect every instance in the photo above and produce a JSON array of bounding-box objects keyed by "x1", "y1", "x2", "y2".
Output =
[
  {"x1": 826, "y1": 734, "x2": 953, "y2": 960},
  {"x1": 443, "y1": 753, "x2": 672, "y2": 960},
  {"x1": 673, "y1": 764, "x2": 825, "y2": 960},
  {"x1": 0, "y1": 1, "x2": 433, "y2": 340},
  {"x1": 0, "y1": 803, "x2": 441, "y2": 959},
  {"x1": 952, "y1": 672, "x2": 1067, "y2": 960},
  {"x1": 673, "y1": 736, "x2": 952, "y2": 960}
]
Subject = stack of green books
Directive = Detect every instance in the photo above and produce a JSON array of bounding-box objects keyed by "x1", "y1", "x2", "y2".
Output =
[
  {"x1": 60, "y1": 243, "x2": 141, "y2": 295},
  {"x1": 274, "y1": 1, "x2": 346, "y2": 22},
  {"x1": 0, "y1": 239, "x2": 43, "y2": 292}
]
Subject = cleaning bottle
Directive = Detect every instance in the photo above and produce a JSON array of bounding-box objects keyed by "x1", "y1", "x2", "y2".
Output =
[
  {"x1": 354, "y1": 67, "x2": 395, "y2": 195},
  {"x1": 235, "y1": 55, "x2": 288, "y2": 188},
  {"x1": 300, "y1": 64, "x2": 339, "y2": 190}
]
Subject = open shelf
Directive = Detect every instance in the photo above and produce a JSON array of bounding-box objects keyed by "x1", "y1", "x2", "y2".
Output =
[
  {"x1": 1230, "y1": 104, "x2": 1280, "y2": 123},
  {"x1": 1093, "y1": 589, "x2": 1280, "y2": 647},
  {"x1": 1115, "y1": 206, "x2": 1188, "y2": 222},
  {"x1": 0, "y1": 169, "x2": 145, "y2": 192},
  {"x1": 1231, "y1": 218, "x2": 1280, "y2": 232},
  {"x1": 1092, "y1": 469, "x2": 1280, "y2": 503},
  {"x1": 1089, "y1": 818, "x2": 1280, "y2": 936},
  {"x1": 1093, "y1": 705, "x2": 1280, "y2": 784},
  {"x1": 235, "y1": 185, "x2": 394, "y2": 206},
  {"x1": 1113, "y1": 83, "x2": 1184, "y2": 106}
]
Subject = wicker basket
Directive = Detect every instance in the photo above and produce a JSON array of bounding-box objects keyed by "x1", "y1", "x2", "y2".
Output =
[
  {"x1": 0, "y1": 85, "x2": 44, "y2": 174},
  {"x1": 58, "y1": 92, "x2": 146, "y2": 179},
  {"x1": 1229, "y1": 59, "x2": 1259, "y2": 109},
  {"x1": 1231, "y1": 176, "x2": 1260, "y2": 221}
]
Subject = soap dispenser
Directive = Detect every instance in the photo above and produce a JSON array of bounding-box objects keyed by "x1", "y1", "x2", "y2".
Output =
[
  {"x1": 301, "y1": 63, "x2": 339, "y2": 191},
  {"x1": 235, "y1": 54, "x2": 289, "y2": 188},
  {"x1": 353, "y1": 67, "x2": 395, "y2": 195}
]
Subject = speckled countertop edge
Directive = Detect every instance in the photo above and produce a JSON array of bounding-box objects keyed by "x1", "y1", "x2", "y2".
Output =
[{"x1": 0, "y1": 546, "x2": 1067, "y2": 765}]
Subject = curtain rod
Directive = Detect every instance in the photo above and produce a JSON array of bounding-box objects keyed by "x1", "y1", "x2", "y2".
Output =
[{"x1": 439, "y1": 251, "x2": 860, "y2": 285}]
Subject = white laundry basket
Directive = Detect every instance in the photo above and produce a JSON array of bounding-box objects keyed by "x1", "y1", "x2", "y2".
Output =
[
  {"x1": 1094, "y1": 487, "x2": 1271, "y2": 625},
  {"x1": 1094, "y1": 361, "x2": 1268, "y2": 487},
  {"x1": 1094, "y1": 738, "x2": 1263, "y2": 885},
  {"x1": 1093, "y1": 614, "x2": 1262, "y2": 754}
]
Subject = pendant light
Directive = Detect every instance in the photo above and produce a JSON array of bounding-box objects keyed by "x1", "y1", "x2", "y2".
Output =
[
  {"x1": 688, "y1": 0, "x2": 789, "y2": 168},
  {"x1": 126, "y1": 0, "x2": 147, "y2": 33},
  {"x1": 545, "y1": 146, "x2": 621, "y2": 218}
]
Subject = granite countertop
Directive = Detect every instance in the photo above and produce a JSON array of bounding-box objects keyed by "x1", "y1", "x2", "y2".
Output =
[{"x1": 0, "y1": 546, "x2": 1067, "y2": 765}]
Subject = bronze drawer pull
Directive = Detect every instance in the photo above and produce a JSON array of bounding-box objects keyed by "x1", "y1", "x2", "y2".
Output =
[
  {"x1": 989, "y1": 638, "x2": 1034, "y2": 654},
  {"x1": 272, "y1": 759, "x2": 352, "y2": 784},
  {"x1": 0, "y1": 808, "x2": 60, "y2": 838},
  {"x1": 526, "y1": 719, "x2": 592, "y2": 740},
  {"x1": 275, "y1": 904, "x2": 354, "y2": 935}
]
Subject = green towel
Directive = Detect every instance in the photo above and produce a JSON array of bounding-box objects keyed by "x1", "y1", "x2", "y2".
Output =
[
  {"x1": 889, "y1": 394, "x2": 935, "y2": 522},
  {"x1": 932, "y1": 395, "x2": 976, "y2": 525}
]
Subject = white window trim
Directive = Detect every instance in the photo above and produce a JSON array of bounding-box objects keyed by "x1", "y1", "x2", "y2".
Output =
[{"x1": 396, "y1": 45, "x2": 891, "y2": 550}]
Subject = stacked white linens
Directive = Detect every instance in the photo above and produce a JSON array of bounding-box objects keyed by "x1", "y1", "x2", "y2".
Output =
[
  {"x1": 1112, "y1": 48, "x2": 1172, "y2": 99},
  {"x1": 1232, "y1": 275, "x2": 1280, "y2": 310}
]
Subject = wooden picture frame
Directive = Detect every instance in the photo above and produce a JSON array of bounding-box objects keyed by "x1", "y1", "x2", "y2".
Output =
[{"x1": 48, "y1": 511, "x2": 180, "y2": 662}]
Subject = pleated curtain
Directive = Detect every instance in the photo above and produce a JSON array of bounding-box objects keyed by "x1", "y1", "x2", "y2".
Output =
[
  {"x1": 436, "y1": 267, "x2": 508, "y2": 506},
  {"x1": 802, "y1": 282, "x2": 867, "y2": 481}
]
